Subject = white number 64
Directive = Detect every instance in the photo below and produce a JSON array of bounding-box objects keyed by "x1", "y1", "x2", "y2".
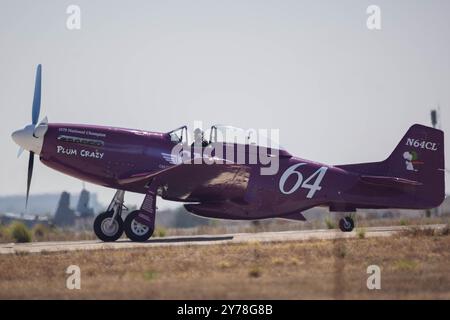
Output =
[{"x1": 279, "y1": 163, "x2": 328, "y2": 198}]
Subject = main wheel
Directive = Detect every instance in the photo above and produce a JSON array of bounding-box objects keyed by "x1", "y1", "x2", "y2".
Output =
[
  {"x1": 94, "y1": 211, "x2": 124, "y2": 242},
  {"x1": 339, "y1": 216, "x2": 355, "y2": 232},
  {"x1": 124, "y1": 210, "x2": 154, "y2": 242}
]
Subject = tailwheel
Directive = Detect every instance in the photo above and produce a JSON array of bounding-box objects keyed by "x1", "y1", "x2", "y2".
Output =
[
  {"x1": 94, "y1": 211, "x2": 124, "y2": 242},
  {"x1": 339, "y1": 216, "x2": 355, "y2": 232},
  {"x1": 124, "y1": 210, "x2": 154, "y2": 242}
]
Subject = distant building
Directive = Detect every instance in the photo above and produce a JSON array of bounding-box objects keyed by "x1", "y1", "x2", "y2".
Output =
[
  {"x1": 0, "y1": 188, "x2": 98, "y2": 229},
  {"x1": 76, "y1": 189, "x2": 95, "y2": 218},
  {"x1": 53, "y1": 191, "x2": 76, "y2": 227},
  {"x1": 0, "y1": 191, "x2": 102, "y2": 217}
]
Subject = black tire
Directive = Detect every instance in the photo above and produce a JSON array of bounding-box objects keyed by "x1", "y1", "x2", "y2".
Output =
[
  {"x1": 339, "y1": 216, "x2": 355, "y2": 232},
  {"x1": 124, "y1": 210, "x2": 154, "y2": 242},
  {"x1": 94, "y1": 211, "x2": 124, "y2": 242}
]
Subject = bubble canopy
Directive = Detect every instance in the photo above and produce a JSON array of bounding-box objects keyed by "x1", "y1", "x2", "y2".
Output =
[
  {"x1": 208, "y1": 124, "x2": 285, "y2": 149},
  {"x1": 168, "y1": 124, "x2": 289, "y2": 154}
]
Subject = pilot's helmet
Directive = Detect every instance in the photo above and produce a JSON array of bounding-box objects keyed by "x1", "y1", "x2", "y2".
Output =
[{"x1": 194, "y1": 128, "x2": 203, "y2": 138}]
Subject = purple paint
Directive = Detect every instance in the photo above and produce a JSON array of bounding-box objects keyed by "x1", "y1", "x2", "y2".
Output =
[{"x1": 34, "y1": 122, "x2": 445, "y2": 222}]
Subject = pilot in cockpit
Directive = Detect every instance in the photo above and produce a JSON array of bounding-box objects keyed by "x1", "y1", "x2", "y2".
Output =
[{"x1": 191, "y1": 128, "x2": 209, "y2": 148}]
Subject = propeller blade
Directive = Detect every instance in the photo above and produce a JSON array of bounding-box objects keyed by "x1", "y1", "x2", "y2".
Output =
[
  {"x1": 26, "y1": 151, "x2": 34, "y2": 208},
  {"x1": 17, "y1": 147, "x2": 24, "y2": 158},
  {"x1": 32, "y1": 64, "x2": 42, "y2": 125}
]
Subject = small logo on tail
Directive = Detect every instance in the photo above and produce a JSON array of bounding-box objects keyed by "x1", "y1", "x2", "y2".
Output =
[{"x1": 403, "y1": 151, "x2": 424, "y2": 172}]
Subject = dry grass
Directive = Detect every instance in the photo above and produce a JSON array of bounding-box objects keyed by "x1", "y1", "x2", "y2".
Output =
[
  {"x1": 0, "y1": 230, "x2": 449, "y2": 299},
  {"x1": 1, "y1": 216, "x2": 448, "y2": 244},
  {"x1": 0, "y1": 224, "x2": 97, "y2": 243}
]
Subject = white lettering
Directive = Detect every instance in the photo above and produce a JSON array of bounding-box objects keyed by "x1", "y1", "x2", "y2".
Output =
[
  {"x1": 405, "y1": 138, "x2": 438, "y2": 151},
  {"x1": 56, "y1": 145, "x2": 77, "y2": 156},
  {"x1": 66, "y1": 265, "x2": 81, "y2": 290},
  {"x1": 177, "y1": 304, "x2": 211, "y2": 318},
  {"x1": 56, "y1": 146, "x2": 104, "y2": 159},
  {"x1": 81, "y1": 149, "x2": 104, "y2": 159},
  {"x1": 366, "y1": 5, "x2": 381, "y2": 30},
  {"x1": 279, "y1": 164, "x2": 328, "y2": 198},
  {"x1": 66, "y1": 5, "x2": 81, "y2": 30},
  {"x1": 367, "y1": 265, "x2": 381, "y2": 290}
]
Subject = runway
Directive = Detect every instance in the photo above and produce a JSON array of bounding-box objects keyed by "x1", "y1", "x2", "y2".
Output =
[{"x1": 0, "y1": 224, "x2": 445, "y2": 255}]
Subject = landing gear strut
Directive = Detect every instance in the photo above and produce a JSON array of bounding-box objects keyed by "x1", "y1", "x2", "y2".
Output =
[
  {"x1": 94, "y1": 190, "x2": 126, "y2": 242},
  {"x1": 339, "y1": 216, "x2": 355, "y2": 232},
  {"x1": 93, "y1": 185, "x2": 159, "y2": 242}
]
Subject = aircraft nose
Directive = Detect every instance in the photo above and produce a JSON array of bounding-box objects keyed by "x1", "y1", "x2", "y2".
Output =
[{"x1": 11, "y1": 125, "x2": 46, "y2": 155}]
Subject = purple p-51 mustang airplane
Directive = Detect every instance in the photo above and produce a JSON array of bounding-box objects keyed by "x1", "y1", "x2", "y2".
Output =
[{"x1": 12, "y1": 65, "x2": 445, "y2": 242}]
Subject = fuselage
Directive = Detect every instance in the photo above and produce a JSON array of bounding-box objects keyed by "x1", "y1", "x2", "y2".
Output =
[{"x1": 13, "y1": 123, "x2": 439, "y2": 221}]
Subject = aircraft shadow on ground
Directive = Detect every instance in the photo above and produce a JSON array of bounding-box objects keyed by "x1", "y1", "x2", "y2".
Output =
[{"x1": 130, "y1": 235, "x2": 235, "y2": 244}]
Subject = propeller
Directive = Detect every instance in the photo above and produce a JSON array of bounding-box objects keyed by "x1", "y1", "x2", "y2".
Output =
[
  {"x1": 32, "y1": 64, "x2": 42, "y2": 126},
  {"x1": 17, "y1": 147, "x2": 24, "y2": 158},
  {"x1": 25, "y1": 64, "x2": 42, "y2": 208},
  {"x1": 26, "y1": 152, "x2": 35, "y2": 208}
]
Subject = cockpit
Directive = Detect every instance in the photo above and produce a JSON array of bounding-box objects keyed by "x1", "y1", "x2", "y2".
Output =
[
  {"x1": 168, "y1": 125, "x2": 188, "y2": 144},
  {"x1": 167, "y1": 124, "x2": 288, "y2": 153}
]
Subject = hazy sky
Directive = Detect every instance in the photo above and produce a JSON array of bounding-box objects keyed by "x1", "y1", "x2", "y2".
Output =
[{"x1": 1, "y1": 0, "x2": 449, "y2": 208}]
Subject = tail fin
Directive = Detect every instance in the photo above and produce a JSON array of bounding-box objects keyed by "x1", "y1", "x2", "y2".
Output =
[
  {"x1": 338, "y1": 124, "x2": 445, "y2": 208},
  {"x1": 385, "y1": 124, "x2": 444, "y2": 183}
]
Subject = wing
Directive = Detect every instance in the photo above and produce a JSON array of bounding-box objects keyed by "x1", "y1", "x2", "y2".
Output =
[{"x1": 118, "y1": 162, "x2": 252, "y2": 202}]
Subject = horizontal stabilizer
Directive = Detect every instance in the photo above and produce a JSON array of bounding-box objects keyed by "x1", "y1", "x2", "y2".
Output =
[{"x1": 360, "y1": 175, "x2": 422, "y2": 188}]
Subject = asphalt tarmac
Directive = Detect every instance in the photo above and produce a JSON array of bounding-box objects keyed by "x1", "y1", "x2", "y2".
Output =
[{"x1": 0, "y1": 224, "x2": 445, "y2": 255}]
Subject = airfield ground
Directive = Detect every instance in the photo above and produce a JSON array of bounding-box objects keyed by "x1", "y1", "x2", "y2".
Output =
[{"x1": 0, "y1": 225, "x2": 449, "y2": 299}]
